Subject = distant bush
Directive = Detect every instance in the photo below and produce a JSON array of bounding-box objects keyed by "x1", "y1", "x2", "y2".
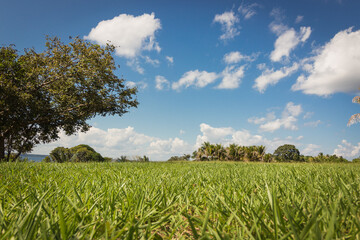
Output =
[
  {"x1": 167, "y1": 154, "x2": 191, "y2": 162},
  {"x1": 48, "y1": 145, "x2": 104, "y2": 162}
]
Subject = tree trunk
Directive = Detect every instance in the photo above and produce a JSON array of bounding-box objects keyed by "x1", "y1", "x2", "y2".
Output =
[{"x1": 0, "y1": 134, "x2": 4, "y2": 161}]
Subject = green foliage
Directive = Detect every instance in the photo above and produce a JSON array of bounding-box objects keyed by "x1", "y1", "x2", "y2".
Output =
[
  {"x1": 49, "y1": 144, "x2": 103, "y2": 162},
  {"x1": 302, "y1": 153, "x2": 349, "y2": 163},
  {"x1": 194, "y1": 142, "x2": 266, "y2": 162},
  {"x1": 42, "y1": 156, "x2": 51, "y2": 162},
  {"x1": 353, "y1": 157, "x2": 360, "y2": 163},
  {"x1": 0, "y1": 37, "x2": 138, "y2": 161},
  {"x1": 103, "y1": 157, "x2": 113, "y2": 162},
  {"x1": 1, "y1": 162, "x2": 360, "y2": 238},
  {"x1": 273, "y1": 144, "x2": 301, "y2": 162},
  {"x1": 50, "y1": 147, "x2": 72, "y2": 163},
  {"x1": 167, "y1": 154, "x2": 191, "y2": 162}
]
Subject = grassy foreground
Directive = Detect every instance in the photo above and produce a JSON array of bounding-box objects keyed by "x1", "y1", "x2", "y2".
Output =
[{"x1": 1, "y1": 162, "x2": 360, "y2": 239}]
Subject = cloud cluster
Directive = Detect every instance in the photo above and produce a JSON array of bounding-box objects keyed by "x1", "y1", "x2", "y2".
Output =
[
  {"x1": 33, "y1": 127, "x2": 192, "y2": 161},
  {"x1": 249, "y1": 102, "x2": 302, "y2": 132},
  {"x1": 333, "y1": 140, "x2": 360, "y2": 160},
  {"x1": 213, "y1": 11, "x2": 240, "y2": 41},
  {"x1": 85, "y1": 13, "x2": 161, "y2": 58},
  {"x1": 292, "y1": 28, "x2": 360, "y2": 96}
]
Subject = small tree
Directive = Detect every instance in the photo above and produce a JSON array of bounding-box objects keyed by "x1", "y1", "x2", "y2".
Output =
[{"x1": 273, "y1": 144, "x2": 300, "y2": 162}]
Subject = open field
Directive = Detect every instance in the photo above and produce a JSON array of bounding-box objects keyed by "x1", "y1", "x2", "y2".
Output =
[{"x1": 1, "y1": 162, "x2": 360, "y2": 239}]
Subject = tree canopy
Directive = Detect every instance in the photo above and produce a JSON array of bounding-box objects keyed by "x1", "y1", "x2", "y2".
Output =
[
  {"x1": 0, "y1": 37, "x2": 138, "y2": 161},
  {"x1": 273, "y1": 144, "x2": 301, "y2": 162}
]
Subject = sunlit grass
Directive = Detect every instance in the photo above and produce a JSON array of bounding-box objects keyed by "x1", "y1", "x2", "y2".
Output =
[{"x1": 1, "y1": 162, "x2": 360, "y2": 239}]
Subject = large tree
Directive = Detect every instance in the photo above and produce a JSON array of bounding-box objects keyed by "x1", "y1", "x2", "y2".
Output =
[{"x1": 0, "y1": 37, "x2": 138, "y2": 161}]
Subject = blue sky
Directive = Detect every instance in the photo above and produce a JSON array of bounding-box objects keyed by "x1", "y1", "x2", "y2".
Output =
[{"x1": 1, "y1": 0, "x2": 360, "y2": 160}]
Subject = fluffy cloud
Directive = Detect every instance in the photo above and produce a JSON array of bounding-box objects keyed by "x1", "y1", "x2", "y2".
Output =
[
  {"x1": 155, "y1": 75, "x2": 170, "y2": 90},
  {"x1": 33, "y1": 126, "x2": 192, "y2": 161},
  {"x1": 292, "y1": 28, "x2": 360, "y2": 96},
  {"x1": 84, "y1": 13, "x2": 161, "y2": 58},
  {"x1": 217, "y1": 65, "x2": 245, "y2": 89},
  {"x1": 172, "y1": 70, "x2": 219, "y2": 90},
  {"x1": 333, "y1": 140, "x2": 360, "y2": 160},
  {"x1": 270, "y1": 26, "x2": 311, "y2": 62},
  {"x1": 213, "y1": 11, "x2": 240, "y2": 41},
  {"x1": 249, "y1": 102, "x2": 302, "y2": 132},
  {"x1": 253, "y1": 63, "x2": 299, "y2": 93},
  {"x1": 223, "y1": 51, "x2": 256, "y2": 64}
]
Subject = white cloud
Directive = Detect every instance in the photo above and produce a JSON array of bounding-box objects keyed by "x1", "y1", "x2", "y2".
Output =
[
  {"x1": 248, "y1": 112, "x2": 276, "y2": 125},
  {"x1": 213, "y1": 11, "x2": 240, "y2": 41},
  {"x1": 270, "y1": 26, "x2": 312, "y2": 62},
  {"x1": 333, "y1": 140, "x2": 360, "y2": 160},
  {"x1": 292, "y1": 28, "x2": 360, "y2": 96},
  {"x1": 125, "y1": 81, "x2": 148, "y2": 89},
  {"x1": 304, "y1": 120, "x2": 321, "y2": 127},
  {"x1": 155, "y1": 75, "x2": 170, "y2": 90},
  {"x1": 303, "y1": 112, "x2": 314, "y2": 119},
  {"x1": 253, "y1": 63, "x2": 299, "y2": 93},
  {"x1": 223, "y1": 51, "x2": 256, "y2": 64},
  {"x1": 126, "y1": 58, "x2": 145, "y2": 74},
  {"x1": 217, "y1": 65, "x2": 245, "y2": 89},
  {"x1": 85, "y1": 13, "x2": 161, "y2": 58},
  {"x1": 166, "y1": 56, "x2": 174, "y2": 64},
  {"x1": 33, "y1": 126, "x2": 192, "y2": 161},
  {"x1": 249, "y1": 102, "x2": 302, "y2": 132},
  {"x1": 295, "y1": 15, "x2": 304, "y2": 24},
  {"x1": 144, "y1": 56, "x2": 160, "y2": 66},
  {"x1": 172, "y1": 70, "x2": 219, "y2": 90},
  {"x1": 238, "y1": 3, "x2": 260, "y2": 20},
  {"x1": 297, "y1": 135, "x2": 304, "y2": 140},
  {"x1": 302, "y1": 144, "x2": 321, "y2": 156}
]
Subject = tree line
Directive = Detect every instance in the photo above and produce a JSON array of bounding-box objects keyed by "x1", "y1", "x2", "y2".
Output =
[{"x1": 167, "y1": 142, "x2": 350, "y2": 163}]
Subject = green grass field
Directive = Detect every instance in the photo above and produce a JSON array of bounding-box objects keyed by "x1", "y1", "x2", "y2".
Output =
[{"x1": 1, "y1": 162, "x2": 360, "y2": 239}]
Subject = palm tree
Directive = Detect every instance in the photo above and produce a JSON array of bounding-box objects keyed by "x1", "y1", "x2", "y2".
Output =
[
  {"x1": 214, "y1": 144, "x2": 226, "y2": 161},
  {"x1": 348, "y1": 95, "x2": 360, "y2": 126},
  {"x1": 226, "y1": 143, "x2": 239, "y2": 161},
  {"x1": 255, "y1": 145, "x2": 266, "y2": 162}
]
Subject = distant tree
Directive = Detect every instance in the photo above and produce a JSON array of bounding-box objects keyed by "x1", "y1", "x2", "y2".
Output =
[
  {"x1": 50, "y1": 147, "x2": 72, "y2": 163},
  {"x1": 0, "y1": 37, "x2": 138, "y2": 161},
  {"x1": 353, "y1": 157, "x2": 360, "y2": 163},
  {"x1": 167, "y1": 154, "x2": 191, "y2": 162},
  {"x1": 348, "y1": 94, "x2": 360, "y2": 126},
  {"x1": 264, "y1": 153, "x2": 273, "y2": 163},
  {"x1": 273, "y1": 144, "x2": 300, "y2": 162},
  {"x1": 48, "y1": 144, "x2": 104, "y2": 162}
]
